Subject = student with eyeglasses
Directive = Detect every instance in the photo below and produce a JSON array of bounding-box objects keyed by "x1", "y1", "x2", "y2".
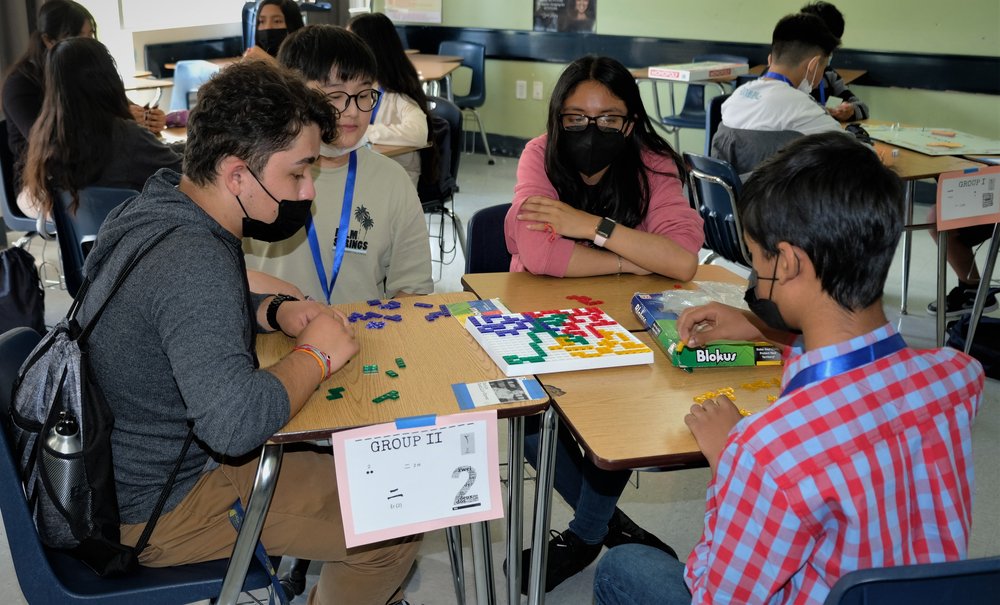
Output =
[
  {"x1": 504, "y1": 55, "x2": 704, "y2": 594},
  {"x1": 245, "y1": 25, "x2": 432, "y2": 314}
]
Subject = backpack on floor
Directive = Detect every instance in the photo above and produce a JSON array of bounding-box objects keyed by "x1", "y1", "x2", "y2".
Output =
[
  {"x1": 0, "y1": 242, "x2": 45, "y2": 334},
  {"x1": 946, "y1": 314, "x2": 1000, "y2": 380},
  {"x1": 9, "y1": 227, "x2": 192, "y2": 577}
]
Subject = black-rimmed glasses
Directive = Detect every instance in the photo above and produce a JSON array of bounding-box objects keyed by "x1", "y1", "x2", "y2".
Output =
[
  {"x1": 325, "y1": 89, "x2": 382, "y2": 113},
  {"x1": 559, "y1": 113, "x2": 629, "y2": 133}
]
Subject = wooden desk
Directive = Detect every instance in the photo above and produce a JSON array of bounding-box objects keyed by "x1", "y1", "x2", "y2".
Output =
[
  {"x1": 547, "y1": 331, "x2": 781, "y2": 470},
  {"x1": 410, "y1": 53, "x2": 463, "y2": 64},
  {"x1": 372, "y1": 143, "x2": 429, "y2": 158},
  {"x1": 122, "y1": 75, "x2": 173, "y2": 91},
  {"x1": 256, "y1": 292, "x2": 548, "y2": 442},
  {"x1": 164, "y1": 56, "x2": 239, "y2": 71},
  {"x1": 219, "y1": 292, "x2": 550, "y2": 605},
  {"x1": 411, "y1": 58, "x2": 461, "y2": 82},
  {"x1": 461, "y1": 265, "x2": 747, "y2": 331}
]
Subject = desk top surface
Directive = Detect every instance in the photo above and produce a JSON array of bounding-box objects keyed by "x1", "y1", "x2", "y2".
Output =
[
  {"x1": 462, "y1": 265, "x2": 747, "y2": 332},
  {"x1": 547, "y1": 331, "x2": 783, "y2": 470},
  {"x1": 411, "y1": 59, "x2": 461, "y2": 81},
  {"x1": 258, "y1": 292, "x2": 549, "y2": 443}
]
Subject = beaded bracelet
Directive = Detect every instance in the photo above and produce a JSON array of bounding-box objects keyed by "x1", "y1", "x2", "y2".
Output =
[{"x1": 292, "y1": 344, "x2": 333, "y2": 382}]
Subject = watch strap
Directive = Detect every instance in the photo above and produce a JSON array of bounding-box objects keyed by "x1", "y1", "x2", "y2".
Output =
[
  {"x1": 594, "y1": 217, "x2": 617, "y2": 247},
  {"x1": 266, "y1": 294, "x2": 298, "y2": 332}
]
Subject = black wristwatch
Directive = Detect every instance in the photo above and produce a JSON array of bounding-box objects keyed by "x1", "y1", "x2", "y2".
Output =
[
  {"x1": 594, "y1": 217, "x2": 617, "y2": 247},
  {"x1": 266, "y1": 294, "x2": 299, "y2": 332}
]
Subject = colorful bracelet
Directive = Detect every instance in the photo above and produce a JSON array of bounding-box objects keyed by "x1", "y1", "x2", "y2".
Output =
[{"x1": 292, "y1": 344, "x2": 332, "y2": 382}]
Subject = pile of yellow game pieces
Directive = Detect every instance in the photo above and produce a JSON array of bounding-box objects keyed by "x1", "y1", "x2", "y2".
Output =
[{"x1": 693, "y1": 376, "x2": 782, "y2": 417}]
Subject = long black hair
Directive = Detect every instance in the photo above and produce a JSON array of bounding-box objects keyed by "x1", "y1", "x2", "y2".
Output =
[
  {"x1": 23, "y1": 37, "x2": 132, "y2": 215},
  {"x1": 347, "y1": 12, "x2": 429, "y2": 112},
  {"x1": 4, "y1": 0, "x2": 96, "y2": 88},
  {"x1": 544, "y1": 55, "x2": 685, "y2": 228}
]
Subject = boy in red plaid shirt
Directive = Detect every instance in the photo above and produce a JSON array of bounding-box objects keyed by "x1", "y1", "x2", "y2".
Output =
[{"x1": 594, "y1": 132, "x2": 984, "y2": 605}]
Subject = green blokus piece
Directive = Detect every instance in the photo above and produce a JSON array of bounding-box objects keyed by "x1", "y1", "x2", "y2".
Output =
[
  {"x1": 395, "y1": 357, "x2": 406, "y2": 368},
  {"x1": 363, "y1": 364, "x2": 379, "y2": 374},
  {"x1": 326, "y1": 387, "x2": 345, "y2": 400},
  {"x1": 386, "y1": 370, "x2": 399, "y2": 378}
]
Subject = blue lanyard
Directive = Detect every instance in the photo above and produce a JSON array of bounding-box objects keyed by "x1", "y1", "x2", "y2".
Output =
[
  {"x1": 369, "y1": 86, "x2": 384, "y2": 125},
  {"x1": 763, "y1": 71, "x2": 793, "y2": 87},
  {"x1": 819, "y1": 78, "x2": 827, "y2": 104},
  {"x1": 306, "y1": 150, "x2": 358, "y2": 304},
  {"x1": 782, "y1": 333, "x2": 906, "y2": 397}
]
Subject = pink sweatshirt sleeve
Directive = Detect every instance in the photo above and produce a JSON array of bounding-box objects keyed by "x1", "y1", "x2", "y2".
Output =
[
  {"x1": 505, "y1": 135, "x2": 576, "y2": 276},
  {"x1": 638, "y1": 151, "x2": 705, "y2": 255}
]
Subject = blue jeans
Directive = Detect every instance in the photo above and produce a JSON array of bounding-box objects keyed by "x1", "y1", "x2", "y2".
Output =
[
  {"x1": 594, "y1": 544, "x2": 690, "y2": 605},
  {"x1": 523, "y1": 415, "x2": 632, "y2": 544}
]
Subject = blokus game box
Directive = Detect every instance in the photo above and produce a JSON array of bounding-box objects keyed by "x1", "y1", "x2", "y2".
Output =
[{"x1": 631, "y1": 292, "x2": 782, "y2": 369}]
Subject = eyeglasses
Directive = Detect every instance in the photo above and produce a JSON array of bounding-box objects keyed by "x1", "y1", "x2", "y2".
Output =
[
  {"x1": 559, "y1": 113, "x2": 629, "y2": 133},
  {"x1": 325, "y1": 89, "x2": 381, "y2": 113}
]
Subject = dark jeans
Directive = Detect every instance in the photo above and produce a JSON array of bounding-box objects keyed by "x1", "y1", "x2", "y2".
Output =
[{"x1": 523, "y1": 415, "x2": 632, "y2": 544}]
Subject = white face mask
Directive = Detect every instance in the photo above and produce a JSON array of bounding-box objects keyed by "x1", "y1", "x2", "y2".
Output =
[
  {"x1": 798, "y1": 62, "x2": 816, "y2": 94},
  {"x1": 320, "y1": 134, "x2": 369, "y2": 158}
]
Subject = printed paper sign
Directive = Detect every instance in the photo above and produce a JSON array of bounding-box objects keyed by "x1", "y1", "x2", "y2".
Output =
[
  {"x1": 936, "y1": 166, "x2": 1000, "y2": 231},
  {"x1": 452, "y1": 377, "x2": 547, "y2": 410},
  {"x1": 331, "y1": 410, "x2": 502, "y2": 547}
]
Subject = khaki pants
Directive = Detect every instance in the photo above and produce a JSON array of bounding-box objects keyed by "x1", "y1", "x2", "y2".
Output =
[{"x1": 121, "y1": 450, "x2": 421, "y2": 605}]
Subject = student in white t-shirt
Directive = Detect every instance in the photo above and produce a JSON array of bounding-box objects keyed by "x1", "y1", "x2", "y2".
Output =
[{"x1": 714, "y1": 12, "x2": 843, "y2": 174}]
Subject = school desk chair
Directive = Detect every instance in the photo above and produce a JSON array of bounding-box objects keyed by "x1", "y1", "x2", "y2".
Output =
[
  {"x1": 0, "y1": 119, "x2": 53, "y2": 238},
  {"x1": 169, "y1": 60, "x2": 221, "y2": 112},
  {"x1": 0, "y1": 326, "x2": 281, "y2": 604},
  {"x1": 704, "y1": 93, "x2": 731, "y2": 156},
  {"x1": 657, "y1": 54, "x2": 747, "y2": 152},
  {"x1": 683, "y1": 153, "x2": 751, "y2": 269},
  {"x1": 48, "y1": 187, "x2": 138, "y2": 298},
  {"x1": 419, "y1": 96, "x2": 466, "y2": 279},
  {"x1": 465, "y1": 203, "x2": 512, "y2": 274},
  {"x1": 824, "y1": 556, "x2": 1000, "y2": 605},
  {"x1": 438, "y1": 40, "x2": 494, "y2": 165}
]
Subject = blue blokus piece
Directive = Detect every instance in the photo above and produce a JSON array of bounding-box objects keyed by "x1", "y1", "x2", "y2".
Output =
[{"x1": 414, "y1": 302, "x2": 434, "y2": 308}]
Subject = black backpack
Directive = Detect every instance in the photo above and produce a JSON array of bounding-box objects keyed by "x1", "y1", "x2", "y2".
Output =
[
  {"x1": 947, "y1": 314, "x2": 1000, "y2": 380},
  {"x1": 0, "y1": 242, "x2": 45, "y2": 334},
  {"x1": 9, "y1": 227, "x2": 192, "y2": 577}
]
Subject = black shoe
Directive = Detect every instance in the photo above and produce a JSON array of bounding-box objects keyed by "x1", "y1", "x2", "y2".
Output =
[
  {"x1": 927, "y1": 285, "x2": 999, "y2": 317},
  {"x1": 279, "y1": 565, "x2": 308, "y2": 600},
  {"x1": 516, "y1": 529, "x2": 602, "y2": 595},
  {"x1": 604, "y1": 507, "x2": 678, "y2": 560}
]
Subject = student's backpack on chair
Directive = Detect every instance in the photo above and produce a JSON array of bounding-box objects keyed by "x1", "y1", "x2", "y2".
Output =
[{"x1": 9, "y1": 227, "x2": 192, "y2": 577}]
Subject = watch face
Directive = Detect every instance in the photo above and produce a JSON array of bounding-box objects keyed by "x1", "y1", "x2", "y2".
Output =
[{"x1": 597, "y1": 218, "x2": 616, "y2": 237}]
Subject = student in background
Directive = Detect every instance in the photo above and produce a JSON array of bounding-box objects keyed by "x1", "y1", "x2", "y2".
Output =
[
  {"x1": 593, "y1": 132, "x2": 983, "y2": 604},
  {"x1": 714, "y1": 12, "x2": 842, "y2": 174},
  {"x1": 347, "y1": 11, "x2": 432, "y2": 187},
  {"x1": 20, "y1": 37, "x2": 181, "y2": 219},
  {"x1": 505, "y1": 55, "x2": 703, "y2": 594},
  {"x1": 2, "y1": 0, "x2": 165, "y2": 199},
  {"x1": 244, "y1": 0, "x2": 305, "y2": 61},
  {"x1": 245, "y1": 25, "x2": 431, "y2": 305},
  {"x1": 800, "y1": 1, "x2": 870, "y2": 122}
]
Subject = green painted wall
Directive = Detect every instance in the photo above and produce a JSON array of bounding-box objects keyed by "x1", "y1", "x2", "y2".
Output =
[{"x1": 379, "y1": 0, "x2": 1000, "y2": 153}]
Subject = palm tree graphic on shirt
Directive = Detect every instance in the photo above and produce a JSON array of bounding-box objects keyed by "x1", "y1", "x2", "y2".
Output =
[{"x1": 354, "y1": 205, "x2": 374, "y2": 239}]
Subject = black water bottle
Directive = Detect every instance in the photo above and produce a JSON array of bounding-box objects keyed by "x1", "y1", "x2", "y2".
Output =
[{"x1": 43, "y1": 411, "x2": 85, "y2": 518}]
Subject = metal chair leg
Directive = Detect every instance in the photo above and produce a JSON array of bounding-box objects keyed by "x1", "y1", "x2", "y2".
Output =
[
  {"x1": 446, "y1": 526, "x2": 467, "y2": 605},
  {"x1": 467, "y1": 108, "x2": 495, "y2": 165}
]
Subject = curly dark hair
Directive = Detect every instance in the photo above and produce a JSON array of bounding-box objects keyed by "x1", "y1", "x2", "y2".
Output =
[{"x1": 183, "y1": 61, "x2": 337, "y2": 186}]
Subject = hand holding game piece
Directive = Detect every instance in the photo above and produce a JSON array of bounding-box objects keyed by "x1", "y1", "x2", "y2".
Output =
[
  {"x1": 684, "y1": 395, "x2": 744, "y2": 474},
  {"x1": 297, "y1": 313, "x2": 358, "y2": 374},
  {"x1": 677, "y1": 302, "x2": 762, "y2": 347}
]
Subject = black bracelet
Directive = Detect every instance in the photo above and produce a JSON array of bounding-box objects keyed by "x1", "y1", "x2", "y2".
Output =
[{"x1": 266, "y1": 294, "x2": 298, "y2": 332}]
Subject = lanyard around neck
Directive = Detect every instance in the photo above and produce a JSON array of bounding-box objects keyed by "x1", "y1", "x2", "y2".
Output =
[
  {"x1": 369, "y1": 86, "x2": 385, "y2": 125},
  {"x1": 782, "y1": 332, "x2": 906, "y2": 397},
  {"x1": 306, "y1": 150, "x2": 358, "y2": 304},
  {"x1": 763, "y1": 71, "x2": 794, "y2": 87}
]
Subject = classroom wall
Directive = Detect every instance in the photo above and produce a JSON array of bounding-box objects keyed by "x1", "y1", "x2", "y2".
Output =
[{"x1": 376, "y1": 0, "x2": 1000, "y2": 152}]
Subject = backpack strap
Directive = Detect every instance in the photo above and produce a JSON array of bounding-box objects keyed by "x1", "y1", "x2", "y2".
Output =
[
  {"x1": 70, "y1": 225, "x2": 181, "y2": 340},
  {"x1": 132, "y1": 427, "x2": 194, "y2": 555}
]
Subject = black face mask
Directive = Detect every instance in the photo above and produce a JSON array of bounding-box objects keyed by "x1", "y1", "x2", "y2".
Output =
[
  {"x1": 561, "y1": 124, "x2": 628, "y2": 178},
  {"x1": 255, "y1": 28, "x2": 288, "y2": 57},
  {"x1": 743, "y1": 268, "x2": 802, "y2": 335},
  {"x1": 237, "y1": 171, "x2": 313, "y2": 242}
]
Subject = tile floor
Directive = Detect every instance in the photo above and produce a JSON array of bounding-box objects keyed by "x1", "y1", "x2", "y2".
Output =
[{"x1": 1, "y1": 151, "x2": 998, "y2": 605}]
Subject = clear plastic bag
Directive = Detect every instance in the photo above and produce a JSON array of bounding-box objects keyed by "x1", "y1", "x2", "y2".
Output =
[{"x1": 651, "y1": 281, "x2": 749, "y2": 315}]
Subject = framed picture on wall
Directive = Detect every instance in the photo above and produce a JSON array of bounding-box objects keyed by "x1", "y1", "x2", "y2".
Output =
[
  {"x1": 385, "y1": 0, "x2": 443, "y2": 24},
  {"x1": 534, "y1": 0, "x2": 596, "y2": 33}
]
